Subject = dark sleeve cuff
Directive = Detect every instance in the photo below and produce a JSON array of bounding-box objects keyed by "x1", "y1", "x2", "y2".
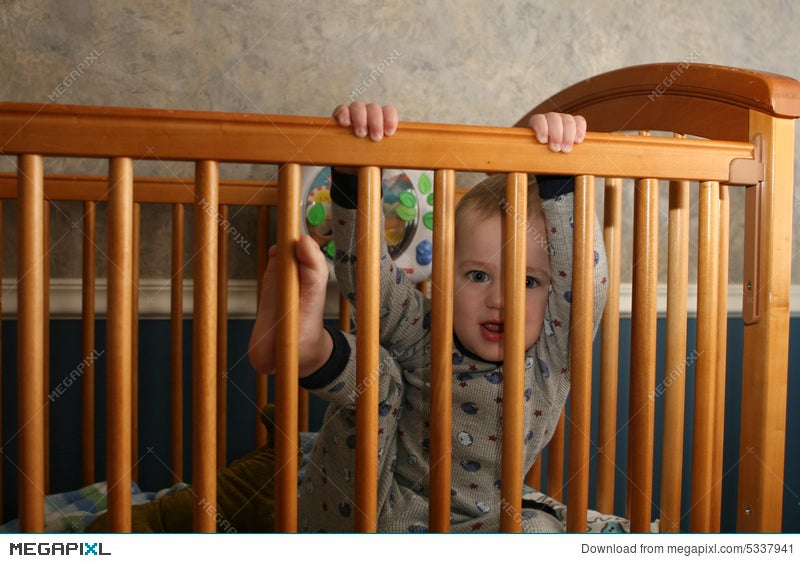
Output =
[
  {"x1": 535, "y1": 175, "x2": 574, "y2": 200},
  {"x1": 299, "y1": 327, "x2": 351, "y2": 390},
  {"x1": 330, "y1": 168, "x2": 360, "y2": 209}
]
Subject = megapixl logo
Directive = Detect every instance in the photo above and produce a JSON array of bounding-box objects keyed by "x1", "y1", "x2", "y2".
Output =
[{"x1": 9, "y1": 541, "x2": 111, "y2": 556}]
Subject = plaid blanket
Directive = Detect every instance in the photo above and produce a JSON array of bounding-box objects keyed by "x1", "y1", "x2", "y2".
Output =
[
  {"x1": 1, "y1": 431, "x2": 653, "y2": 533},
  {"x1": 521, "y1": 484, "x2": 659, "y2": 533},
  {"x1": 0, "y1": 481, "x2": 188, "y2": 533}
]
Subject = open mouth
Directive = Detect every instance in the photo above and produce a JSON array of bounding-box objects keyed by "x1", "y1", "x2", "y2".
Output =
[{"x1": 480, "y1": 322, "x2": 504, "y2": 341}]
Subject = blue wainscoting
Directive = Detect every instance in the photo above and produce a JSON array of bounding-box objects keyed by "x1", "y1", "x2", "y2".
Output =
[{"x1": 2, "y1": 317, "x2": 798, "y2": 531}]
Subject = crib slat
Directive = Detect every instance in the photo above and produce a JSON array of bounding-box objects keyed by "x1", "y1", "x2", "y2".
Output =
[
  {"x1": 525, "y1": 457, "x2": 542, "y2": 491},
  {"x1": 192, "y1": 160, "x2": 219, "y2": 532},
  {"x1": 658, "y1": 180, "x2": 691, "y2": 532},
  {"x1": 18, "y1": 154, "x2": 45, "y2": 532},
  {"x1": 43, "y1": 201, "x2": 51, "y2": 494},
  {"x1": 106, "y1": 156, "x2": 134, "y2": 531},
  {"x1": 170, "y1": 203, "x2": 185, "y2": 482},
  {"x1": 627, "y1": 176, "x2": 659, "y2": 532},
  {"x1": 217, "y1": 205, "x2": 229, "y2": 468},
  {"x1": 338, "y1": 293, "x2": 352, "y2": 332},
  {"x1": 547, "y1": 412, "x2": 565, "y2": 501},
  {"x1": 428, "y1": 169, "x2": 455, "y2": 532},
  {"x1": 500, "y1": 172, "x2": 527, "y2": 532},
  {"x1": 690, "y1": 180, "x2": 721, "y2": 532},
  {"x1": 597, "y1": 177, "x2": 622, "y2": 515},
  {"x1": 355, "y1": 166, "x2": 382, "y2": 532},
  {"x1": 566, "y1": 175, "x2": 596, "y2": 532},
  {"x1": 0, "y1": 200, "x2": 3, "y2": 522},
  {"x1": 131, "y1": 203, "x2": 140, "y2": 484},
  {"x1": 710, "y1": 184, "x2": 730, "y2": 531},
  {"x1": 298, "y1": 392, "x2": 309, "y2": 434},
  {"x1": 255, "y1": 206, "x2": 269, "y2": 448},
  {"x1": 82, "y1": 201, "x2": 97, "y2": 486},
  {"x1": 275, "y1": 163, "x2": 301, "y2": 532}
]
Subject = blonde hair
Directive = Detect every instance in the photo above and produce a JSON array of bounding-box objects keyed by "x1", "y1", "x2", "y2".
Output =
[{"x1": 455, "y1": 174, "x2": 544, "y2": 231}]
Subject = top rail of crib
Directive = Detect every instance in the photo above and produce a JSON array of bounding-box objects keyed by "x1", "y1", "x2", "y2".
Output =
[
  {"x1": 517, "y1": 62, "x2": 800, "y2": 139},
  {"x1": 0, "y1": 101, "x2": 762, "y2": 185}
]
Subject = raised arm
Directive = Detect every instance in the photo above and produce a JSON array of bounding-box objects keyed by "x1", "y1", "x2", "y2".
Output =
[
  {"x1": 535, "y1": 178, "x2": 608, "y2": 373},
  {"x1": 248, "y1": 235, "x2": 333, "y2": 377}
]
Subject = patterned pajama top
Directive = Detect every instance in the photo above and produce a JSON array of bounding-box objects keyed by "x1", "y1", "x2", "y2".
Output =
[{"x1": 298, "y1": 174, "x2": 608, "y2": 532}]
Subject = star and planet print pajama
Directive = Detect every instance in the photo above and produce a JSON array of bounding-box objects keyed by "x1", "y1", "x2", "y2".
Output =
[{"x1": 298, "y1": 175, "x2": 608, "y2": 532}]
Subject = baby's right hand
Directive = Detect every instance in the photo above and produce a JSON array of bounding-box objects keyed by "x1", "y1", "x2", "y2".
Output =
[{"x1": 332, "y1": 102, "x2": 398, "y2": 141}]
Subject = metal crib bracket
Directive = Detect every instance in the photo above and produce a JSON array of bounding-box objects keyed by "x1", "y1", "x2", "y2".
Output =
[{"x1": 742, "y1": 135, "x2": 764, "y2": 325}]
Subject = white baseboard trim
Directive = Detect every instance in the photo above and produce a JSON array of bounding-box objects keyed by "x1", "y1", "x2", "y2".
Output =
[
  {"x1": 2, "y1": 278, "x2": 259, "y2": 320},
  {"x1": 2, "y1": 279, "x2": 799, "y2": 319}
]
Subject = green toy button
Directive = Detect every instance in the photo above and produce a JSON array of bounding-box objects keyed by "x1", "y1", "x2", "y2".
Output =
[
  {"x1": 423, "y1": 211, "x2": 434, "y2": 230},
  {"x1": 398, "y1": 191, "x2": 417, "y2": 208},
  {"x1": 418, "y1": 173, "x2": 432, "y2": 195},
  {"x1": 396, "y1": 204, "x2": 417, "y2": 222},
  {"x1": 307, "y1": 202, "x2": 326, "y2": 227}
]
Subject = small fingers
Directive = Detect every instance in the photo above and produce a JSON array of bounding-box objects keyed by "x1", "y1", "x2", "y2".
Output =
[
  {"x1": 529, "y1": 114, "x2": 549, "y2": 144},
  {"x1": 528, "y1": 112, "x2": 587, "y2": 153},
  {"x1": 573, "y1": 114, "x2": 587, "y2": 144},
  {"x1": 331, "y1": 104, "x2": 351, "y2": 126},
  {"x1": 545, "y1": 112, "x2": 566, "y2": 152},
  {"x1": 365, "y1": 102, "x2": 385, "y2": 141},
  {"x1": 382, "y1": 105, "x2": 398, "y2": 136},
  {"x1": 296, "y1": 234, "x2": 328, "y2": 275},
  {"x1": 332, "y1": 102, "x2": 398, "y2": 141},
  {"x1": 348, "y1": 101, "x2": 369, "y2": 138}
]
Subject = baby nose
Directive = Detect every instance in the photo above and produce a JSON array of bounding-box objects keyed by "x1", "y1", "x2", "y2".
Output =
[{"x1": 486, "y1": 281, "x2": 504, "y2": 309}]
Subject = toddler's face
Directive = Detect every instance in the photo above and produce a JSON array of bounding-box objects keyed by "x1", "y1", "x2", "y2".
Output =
[{"x1": 452, "y1": 209, "x2": 550, "y2": 362}]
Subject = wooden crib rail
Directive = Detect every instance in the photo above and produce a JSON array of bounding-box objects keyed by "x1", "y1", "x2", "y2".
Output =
[
  {"x1": 0, "y1": 172, "x2": 278, "y2": 205},
  {"x1": 0, "y1": 101, "x2": 759, "y2": 185}
]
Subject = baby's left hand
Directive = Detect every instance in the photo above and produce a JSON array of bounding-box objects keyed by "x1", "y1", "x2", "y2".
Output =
[
  {"x1": 527, "y1": 112, "x2": 586, "y2": 153},
  {"x1": 332, "y1": 102, "x2": 398, "y2": 142}
]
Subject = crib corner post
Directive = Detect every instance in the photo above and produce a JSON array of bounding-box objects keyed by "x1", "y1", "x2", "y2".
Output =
[{"x1": 737, "y1": 111, "x2": 794, "y2": 532}]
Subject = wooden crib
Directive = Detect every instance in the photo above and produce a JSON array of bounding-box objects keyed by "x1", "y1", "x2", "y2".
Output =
[{"x1": 1, "y1": 63, "x2": 798, "y2": 533}]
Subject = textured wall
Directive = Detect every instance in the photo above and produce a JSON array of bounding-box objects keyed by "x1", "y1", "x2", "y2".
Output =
[{"x1": 1, "y1": 0, "x2": 799, "y2": 284}]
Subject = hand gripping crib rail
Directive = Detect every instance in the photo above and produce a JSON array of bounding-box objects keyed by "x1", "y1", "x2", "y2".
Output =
[{"x1": 0, "y1": 63, "x2": 798, "y2": 533}]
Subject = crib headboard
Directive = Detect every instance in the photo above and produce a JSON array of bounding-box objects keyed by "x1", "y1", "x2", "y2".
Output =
[
  {"x1": 1, "y1": 63, "x2": 798, "y2": 534},
  {"x1": 519, "y1": 63, "x2": 800, "y2": 533}
]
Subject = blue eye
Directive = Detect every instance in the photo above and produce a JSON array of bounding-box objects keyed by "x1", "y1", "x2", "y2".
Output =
[
  {"x1": 467, "y1": 270, "x2": 489, "y2": 283},
  {"x1": 525, "y1": 276, "x2": 539, "y2": 289}
]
